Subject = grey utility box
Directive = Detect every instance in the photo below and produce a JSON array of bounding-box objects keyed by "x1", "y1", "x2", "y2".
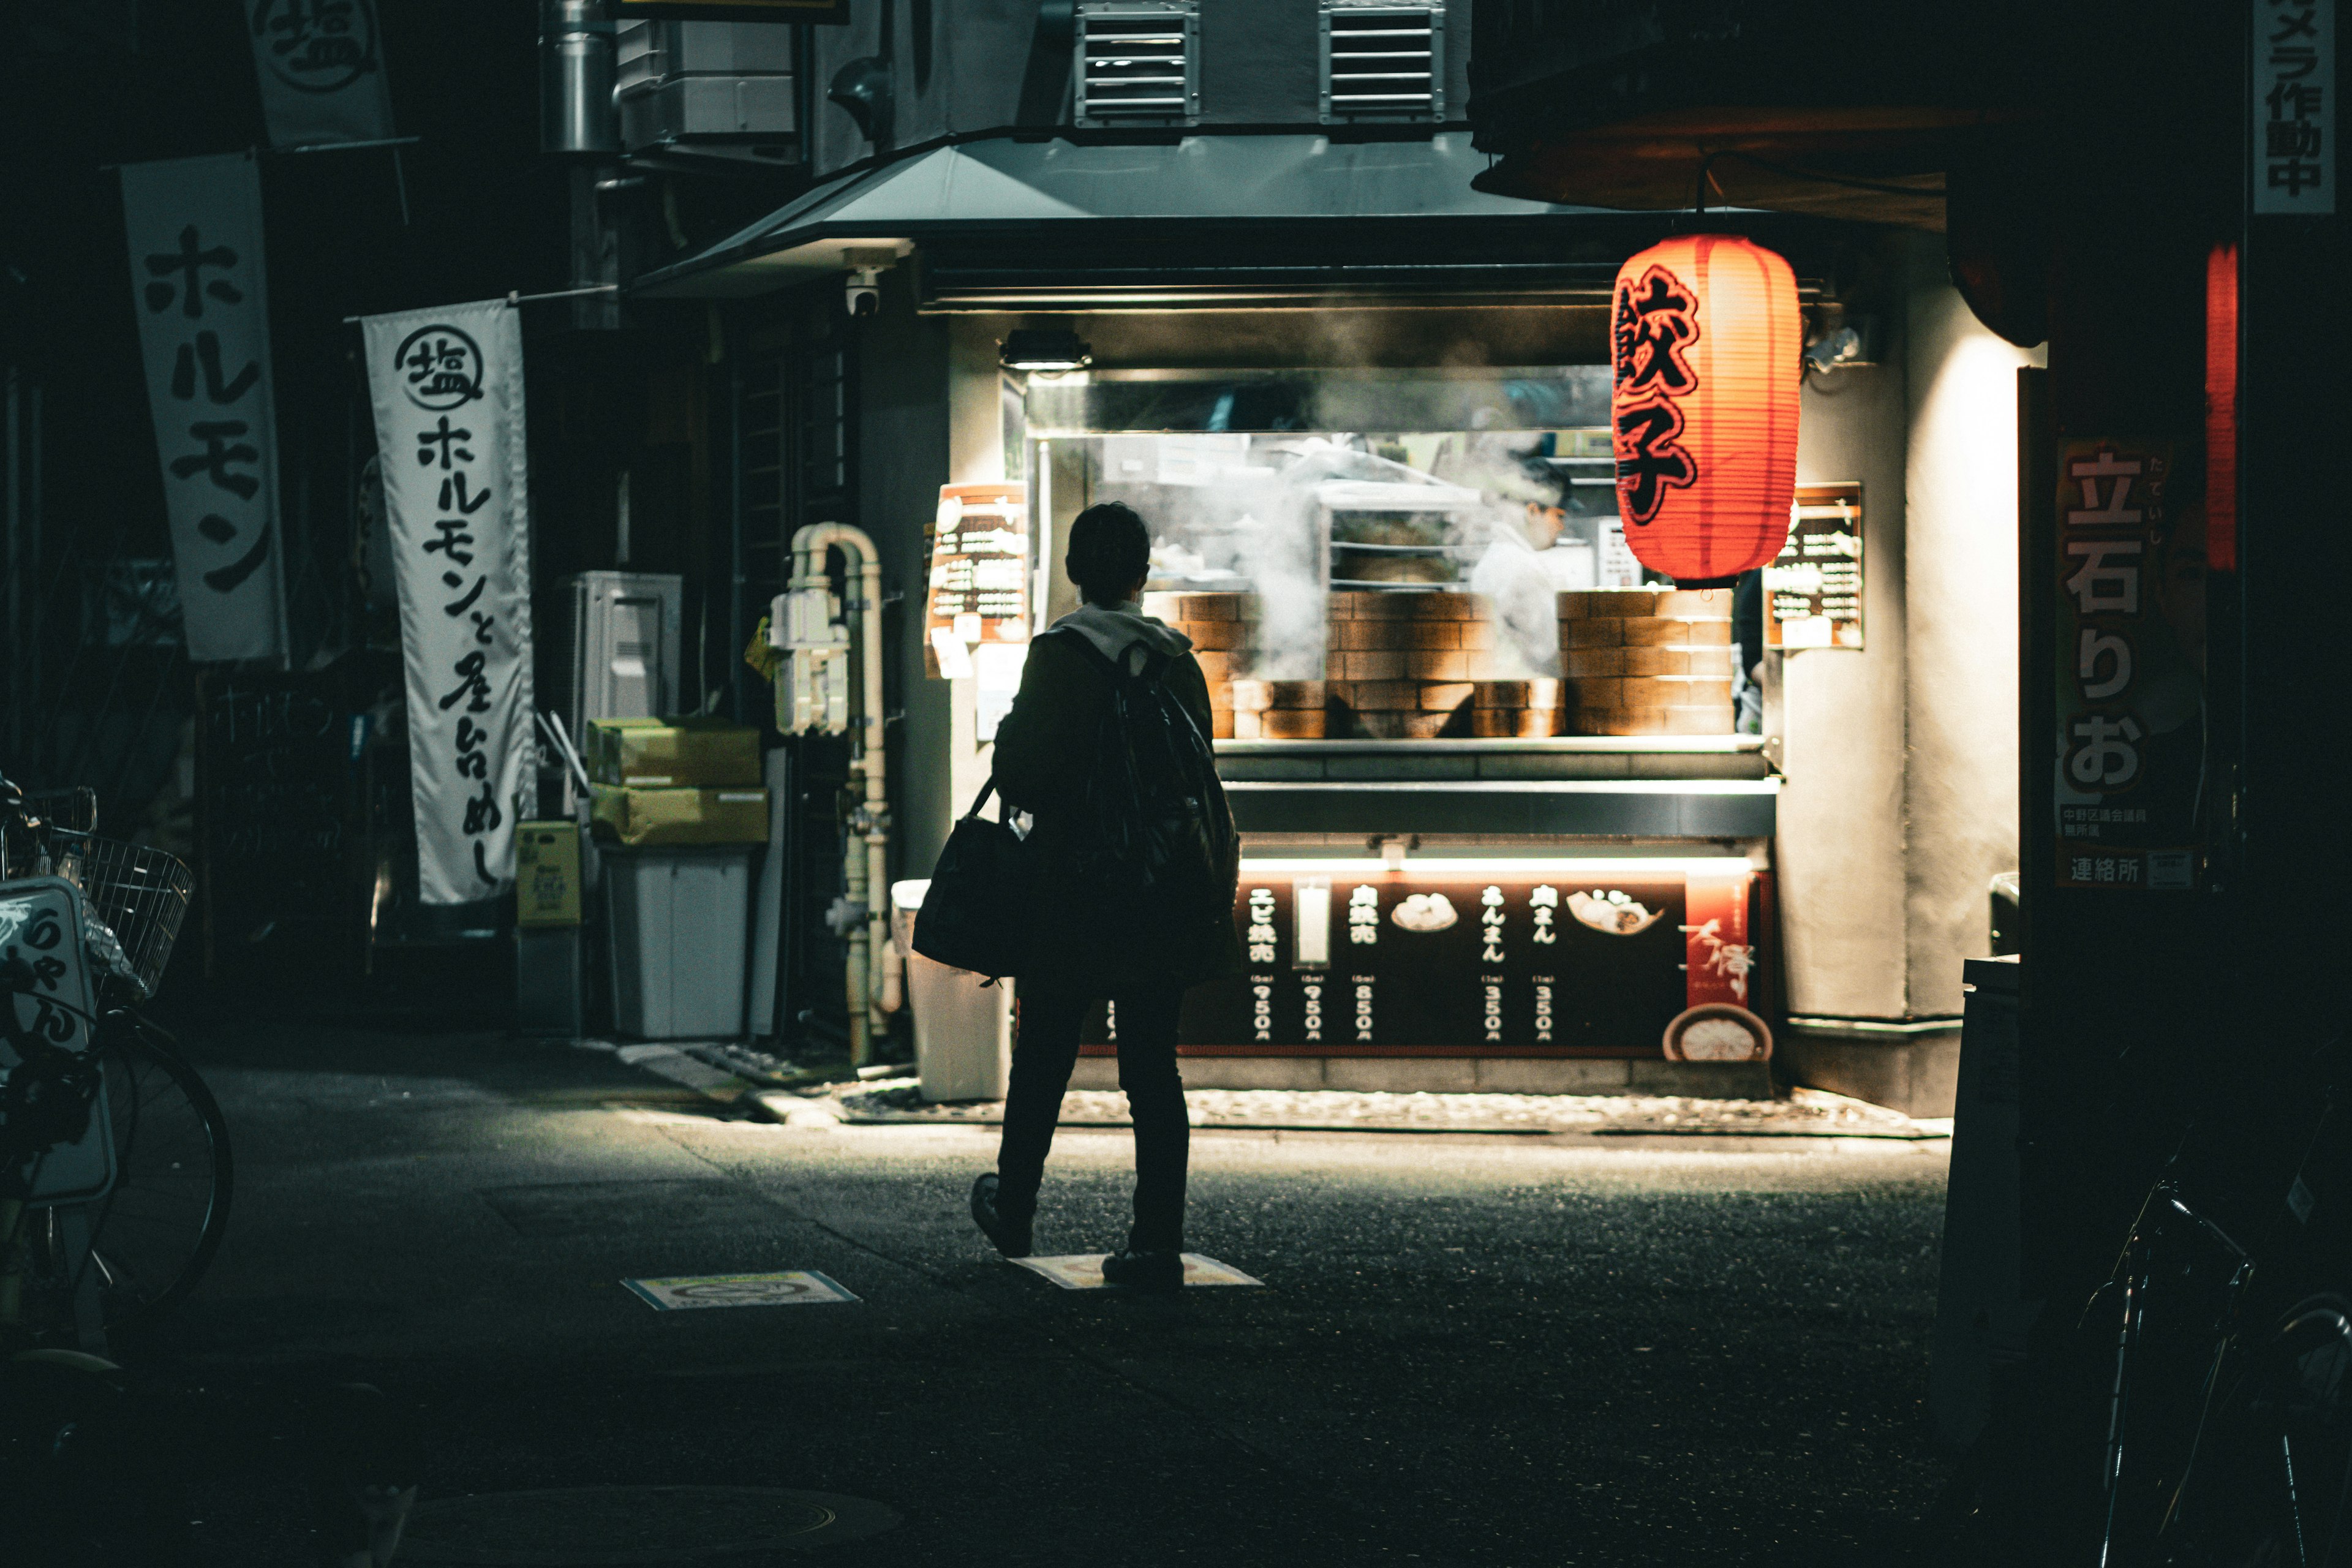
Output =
[
  {"x1": 616, "y1": 21, "x2": 799, "y2": 164},
  {"x1": 606, "y1": 847, "x2": 755, "y2": 1040}
]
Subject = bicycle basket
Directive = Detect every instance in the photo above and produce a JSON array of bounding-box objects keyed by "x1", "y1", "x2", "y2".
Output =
[{"x1": 61, "y1": 837, "x2": 192, "y2": 997}]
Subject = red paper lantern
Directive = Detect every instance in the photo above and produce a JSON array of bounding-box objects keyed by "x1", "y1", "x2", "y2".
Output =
[{"x1": 1610, "y1": 235, "x2": 1801, "y2": 584}]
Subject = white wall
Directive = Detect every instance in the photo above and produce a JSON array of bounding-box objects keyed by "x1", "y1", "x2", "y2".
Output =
[
  {"x1": 1902, "y1": 243, "x2": 2042, "y2": 1014},
  {"x1": 1774, "y1": 235, "x2": 2041, "y2": 1023},
  {"x1": 1777, "y1": 359, "x2": 1912, "y2": 1017}
]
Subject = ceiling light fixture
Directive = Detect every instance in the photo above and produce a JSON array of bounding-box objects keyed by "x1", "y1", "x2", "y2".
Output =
[{"x1": 1000, "y1": 329, "x2": 1093, "y2": 374}]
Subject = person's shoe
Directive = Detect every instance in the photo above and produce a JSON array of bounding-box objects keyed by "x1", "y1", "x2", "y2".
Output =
[
  {"x1": 1099, "y1": 1248, "x2": 1184, "y2": 1293},
  {"x1": 970, "y1": 1173, "x2": 1033, "y2": 1258}
]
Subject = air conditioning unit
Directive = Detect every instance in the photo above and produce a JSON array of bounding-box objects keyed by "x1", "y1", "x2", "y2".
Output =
[
  {"x1": 1074, "y1": 2, "x2": 1199, "y2": 127},
  {"x1": 615, "y1": 20, "x2": 800, "y2": 165},
  {"x1": 1319, "y1": 1, "x2": 1444, "y2": 124}
]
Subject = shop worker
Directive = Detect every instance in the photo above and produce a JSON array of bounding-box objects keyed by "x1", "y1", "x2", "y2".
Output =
[{"x1": 970, "y1": 500, "x2": 1241, "y2": 1292}]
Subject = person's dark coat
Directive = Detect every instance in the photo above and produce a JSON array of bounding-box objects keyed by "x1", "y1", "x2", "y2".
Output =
[{"x1": 991, "y1": 601, "x2": 1243, "y2": 989}]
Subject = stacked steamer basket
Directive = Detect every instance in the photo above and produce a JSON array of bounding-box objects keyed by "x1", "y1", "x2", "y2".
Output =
[
  {"x1": 1142, "y1": 589, "x2": 1571, "y2": 740},
  {"x1": 1143, "y1": 589, "x2": 1350, "y2": 739},
  {"x1": 1557, "y1": 588, "x2": 1737, "y2": 735},
  {"x1": 1325, "y1": 592, "x2": 1561, "y2": 739}
]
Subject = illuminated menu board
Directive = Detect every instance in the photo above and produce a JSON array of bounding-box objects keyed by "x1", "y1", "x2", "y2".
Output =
[
  {"x1": 924, "y1": 482, "x2": 1028, "y2": 678},
  {"x1": 1082, "y1": 867, "x2": 1756, "y2": 1055}
]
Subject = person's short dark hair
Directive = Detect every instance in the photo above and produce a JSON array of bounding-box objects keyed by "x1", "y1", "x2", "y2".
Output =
[{"x1": 1066, "y1": 501, "x2": 1152, "y2": 604}]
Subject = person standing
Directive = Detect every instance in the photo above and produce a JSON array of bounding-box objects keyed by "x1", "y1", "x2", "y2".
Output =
[{"x1": 968, "y1": 501, "x2": 1240, "y2": 1292}]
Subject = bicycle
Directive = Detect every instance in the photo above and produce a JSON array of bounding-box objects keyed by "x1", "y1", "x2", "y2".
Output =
[
  {"x1": 1929, "y1": 1044, "x2": 2352, "y2": 1566},
  {"x1": 0, "y1": 773, "x2": 232, "y2": 1349}
]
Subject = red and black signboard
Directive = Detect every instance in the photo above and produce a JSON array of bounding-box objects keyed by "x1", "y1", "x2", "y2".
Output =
[{"x1": 1080, "y1": 868, "x2": 1760, "y2": 1056}]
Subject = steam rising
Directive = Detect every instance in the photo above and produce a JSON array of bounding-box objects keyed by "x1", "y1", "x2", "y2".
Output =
[{"x1": 1134, "y1": 426, "x2": 1572, "y2": 679}]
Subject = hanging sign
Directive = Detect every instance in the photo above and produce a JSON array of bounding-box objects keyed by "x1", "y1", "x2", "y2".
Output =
[
  {"x1": 1765, "y1": 483, "x2": 1865, "y2": 650},
  {"x1": 246, "y1": 0, "x2": 398, "y2": 150},
  {"x1": 362, "y1": 301, "x2": 537, "y2": 905},
  {"x1": 1091, "y1": 869, "x2": 1747, "y2": 1054},
  {"x1": 2254, "y1": 0, "x2": 2334, "y2": 215},
  {"x1": 1610, "y1": 234, "x2": 1801, "y2": 584},
  {"x1": 924, "y1": 482, "x2": 1028, "y2": 679},
  {"x1": 120, "y1": 153, "x2": 287, "y2": 664},
  {"x1": 2053, "y1": 439, "x2": 2206, "y2": 892}
]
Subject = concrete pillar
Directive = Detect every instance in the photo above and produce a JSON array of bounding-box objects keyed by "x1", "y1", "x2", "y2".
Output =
[{"x1": 1773, "y1": 236, "x2": 2042, "y2": 1115}]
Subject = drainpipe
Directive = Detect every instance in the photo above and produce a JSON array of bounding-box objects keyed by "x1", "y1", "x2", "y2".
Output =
[
  {"x1": 540, "y1": 0, "x2": 619, "y2": 156},
  {"x1": 788, "y1": 523, "x2": 894, "y2": 1063}
]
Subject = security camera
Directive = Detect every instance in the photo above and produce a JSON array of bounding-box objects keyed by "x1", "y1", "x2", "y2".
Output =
[{"x1": 846, "y1": 265, "x2": 883, "y2": 318}]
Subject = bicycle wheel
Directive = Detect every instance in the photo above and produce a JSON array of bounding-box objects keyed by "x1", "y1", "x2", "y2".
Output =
[
  {"x1": 2162, "y1": 1295, "x2": 2352, "y2": 1566},
  {"x1": 73, "y1": 1022, "x2": 233, "y2": 1330}
]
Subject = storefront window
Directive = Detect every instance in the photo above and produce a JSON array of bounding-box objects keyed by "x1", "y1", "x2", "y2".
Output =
[{"x1": 1023, "y1": 367, "x2": 1735, "y2": 741}]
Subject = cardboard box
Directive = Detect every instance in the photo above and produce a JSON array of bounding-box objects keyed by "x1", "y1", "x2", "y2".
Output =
[
  {"x1": 590, "y1": 785, "x2": 770, "y2": 847},
  {"x1": 585, "y1": 718, "x2": 761, "y2": 788},
  {"x1": 515, "y1": 821, "x2": 583, "y2": 927}
]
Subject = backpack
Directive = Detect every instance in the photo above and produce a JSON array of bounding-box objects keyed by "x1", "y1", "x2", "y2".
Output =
[{"x1": 1050, "y1": 628, "x2": 1238, "y2": 972}]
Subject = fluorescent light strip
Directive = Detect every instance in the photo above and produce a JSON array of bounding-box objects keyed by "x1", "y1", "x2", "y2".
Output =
[
  {"x1": 1237, "y1": 856, "x2": 1756, "y2": 876},
  {"x1": 1220, "y1": 780, "x2": 1779, "y2": 795}
]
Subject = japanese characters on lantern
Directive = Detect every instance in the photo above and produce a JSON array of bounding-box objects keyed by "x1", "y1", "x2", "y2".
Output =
[{"x1": 1609, "y1": 235, "x2": 1801, "y2": 584}]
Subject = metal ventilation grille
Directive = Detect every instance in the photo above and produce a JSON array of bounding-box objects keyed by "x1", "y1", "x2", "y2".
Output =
[
  {"x1": 1075, "y1": 3, "x2": 1199, "y2": 125},
  {"x1": 1321, "y1": 2, "x2": 1445, "y2": 123}
]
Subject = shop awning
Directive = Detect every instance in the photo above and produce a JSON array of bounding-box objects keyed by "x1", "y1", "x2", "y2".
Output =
[{"x1": 630, "y1": 133, "x2": 1818, "y2": 307}]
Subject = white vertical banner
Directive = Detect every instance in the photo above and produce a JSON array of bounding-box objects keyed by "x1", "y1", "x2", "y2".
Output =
[
  {"x1": 2255, "y1": 0, "x2": 2335, "y2": 215},
  {"x1": 362, "y1": 303, "x2": 537, "y2": 905},
  {"x1": 246, "y1": 0, "x2": 398, "y2": 150},
  {"x1": 120, "y1": 152, "x2": 287, "y2": 664}
]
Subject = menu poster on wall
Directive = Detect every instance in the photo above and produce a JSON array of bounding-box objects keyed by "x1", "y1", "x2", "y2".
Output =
[
  {"x1": 1764, "y1": 483, "x2": 1864, "y2": 650},
  {"x1": 924, "y1": 482, "x2": 1028, "y2": 679},
  {"x1": 1084, "y1": 872, "x2": 1730, "y2": 1054},
  {"x1": 2052, "y1": 439, "x2": 2206, "y2": 892}
]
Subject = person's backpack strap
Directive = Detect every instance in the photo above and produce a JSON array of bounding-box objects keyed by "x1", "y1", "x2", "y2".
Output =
[{"x1": 960, "y1": 775, "x2": 1000, "y2": 821}]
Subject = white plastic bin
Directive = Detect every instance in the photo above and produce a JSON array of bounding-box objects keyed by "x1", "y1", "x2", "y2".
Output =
[
  {"x1": 606, "y1": 848, "x2": 755, "y2": 1039},
  {"x1": 890, "y1": 879, "x2": 1011, "y2": 1102}
]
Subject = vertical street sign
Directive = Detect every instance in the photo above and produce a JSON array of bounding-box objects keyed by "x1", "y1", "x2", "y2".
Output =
[
  {"x1": 362, "y1": 302, "x2": 537, "y2": 905},
  {"x1": 119, "y1": 153, "x2": 287, "y2": 664},
  {"x1": 246, "y1": 0, "x2": 399, "y2": 149},
  {"x1": 2052, "y1": 439, "x2": 2209, "y2": 891},
  {"x1": 2255, "y1": 0, "x2": 2334, "y2": 214}
]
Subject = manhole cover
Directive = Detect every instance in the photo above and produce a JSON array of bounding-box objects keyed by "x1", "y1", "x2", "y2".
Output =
[{"x1": 401, "y1": 1486, "x2": 901, "y2": 1564}]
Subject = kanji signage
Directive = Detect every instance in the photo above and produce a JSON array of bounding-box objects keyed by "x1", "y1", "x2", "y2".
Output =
[
  {"x1": 925, "y1": 482, "x2": 1029, "y2": 679},
  {"x1": 1764, "y1": 483, "x2": 1864, "y2": 650},
  {"x1": 1610, "y1": 235, "x2": 1801, "y2": 584},
  {"x1": 363, "y1": 301, "x2": 537, "y2": 905},
  {"x1": 1086, "y1": 866, "x2": 1756, "y2": 1054},
  {"x1": 2052, "y1": 439, "x2": 2207, "y2": 892},
  {"x1": 119, "y1": 153, "x2": 287, "y2": 664},
  {"x1": 245, "y1": 0, "x2": 398, "y2": 150},
  {"x1": 2255, "y1": 0, "x2": 2334, "y2": 215}
]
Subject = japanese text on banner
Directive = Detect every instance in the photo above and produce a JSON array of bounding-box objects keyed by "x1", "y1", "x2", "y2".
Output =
[
  {"x1": 2052, "y1": 440, "x2": 2208, "y2": 892},
  {"x1": 362, "y1": 302, "x2": 537, "y2": 905},
  {"x1": 119, "y1": 153, "x2": 287, "y2": 663}
]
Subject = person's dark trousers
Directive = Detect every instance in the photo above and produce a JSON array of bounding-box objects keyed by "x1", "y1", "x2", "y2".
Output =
[{"x1": 995, "y1": 979, "x2": 1189, "y2": 1253}]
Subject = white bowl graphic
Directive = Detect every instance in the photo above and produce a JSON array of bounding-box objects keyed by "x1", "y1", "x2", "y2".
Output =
[
  {"x1": 1390, "y1": 893, "x2": 1458, "y2": 933},
  {"x1": 1566, "y1": 889, "x2": 1662, "y2": 936}
]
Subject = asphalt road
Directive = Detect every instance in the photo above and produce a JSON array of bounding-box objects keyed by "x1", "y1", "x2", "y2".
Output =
[{"x1": 123, "y1": 1021, "x2": 1955, "y2": 1567}]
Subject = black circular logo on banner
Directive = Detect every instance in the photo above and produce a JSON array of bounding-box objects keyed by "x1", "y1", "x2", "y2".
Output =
[
  {"x1": 251, "y1": 0, "x2": 380, "y2": 95},
  {"x1": 394, "y1": 325, "x2": 484, "y2": 411}
]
